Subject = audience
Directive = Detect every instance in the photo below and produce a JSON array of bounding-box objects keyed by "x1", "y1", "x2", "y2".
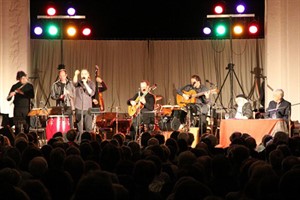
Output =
[{"x1": 0, "y1": 122, "x2": 300, "y2": 200}]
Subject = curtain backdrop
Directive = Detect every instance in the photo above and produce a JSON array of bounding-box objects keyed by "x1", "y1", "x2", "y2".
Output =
[
  {"x1": 30, "y1": 39, "x2": 264, "y2": 115},
  {"x1": 0, "y1": 0, "x2": 30, "y2": 116},
  {"x1": 265, "y1": 0, "x2": 300, "y2": 121}
]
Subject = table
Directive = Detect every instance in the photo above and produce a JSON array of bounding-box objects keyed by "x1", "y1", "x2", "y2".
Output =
[{"x1": 219, "y1": 119, "x2": 288, "y2": 148}]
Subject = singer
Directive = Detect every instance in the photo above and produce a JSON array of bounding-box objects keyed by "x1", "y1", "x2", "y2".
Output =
[
  {"x1": 7, "y1": 71, "x2": 34, "y2": 134},
  {"x1": 73, "y1": 69, "x2": 95, "y2": 139},
  {"x1": 176, "y1": 75, "x2": 211, "y2": 135},
  {"x1": 265, "y1": 89, "x2": 291, "y2": 122},
  {"x1": 127, "y1": 80, "x2": 155, "y2": 140}
]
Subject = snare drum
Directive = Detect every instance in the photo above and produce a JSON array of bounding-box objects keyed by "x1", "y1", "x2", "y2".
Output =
[{"x1": 46, "y1": 115, "x2": 70, "y2": 140}]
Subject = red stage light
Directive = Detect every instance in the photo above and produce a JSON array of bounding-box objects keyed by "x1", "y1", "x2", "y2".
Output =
[
  {"x1": 249, "y1": 24, "x2": 258, "y2": 34},
  {"x1": 47, "y1": 7, "x2": 56, "y2": 16},
  {"x1": 214, "y1": 5, "x2": 224, "y2": 14},
  {"x1": 82, "y1": 28, "x2": 91, "y2": 36}
]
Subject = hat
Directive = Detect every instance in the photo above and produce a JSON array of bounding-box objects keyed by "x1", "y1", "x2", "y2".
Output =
[{"x1": 236, "y1": 94, "x2": 247, "y2": 100}]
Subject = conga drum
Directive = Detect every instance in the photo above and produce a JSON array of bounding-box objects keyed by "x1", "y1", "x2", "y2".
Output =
[{"x1": 46, "y1": 115, "x2": 70, "y2": 140}]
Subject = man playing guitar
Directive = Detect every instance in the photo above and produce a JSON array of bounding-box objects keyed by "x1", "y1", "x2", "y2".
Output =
[
  {"x1": 177, "y1": 75, "x2": 210, "y2": 135},
  {"x1": 127, "y1": 80, "x2": 155, "y2": 140}
]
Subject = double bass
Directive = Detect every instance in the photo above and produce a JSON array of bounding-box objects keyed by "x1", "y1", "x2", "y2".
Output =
[{"x1": 95, "y1": 65, "x2": 105, "y2": 111}]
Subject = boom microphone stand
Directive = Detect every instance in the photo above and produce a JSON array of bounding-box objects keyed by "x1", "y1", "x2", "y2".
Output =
[{"x1": 135, "y1": 89, "x2": 141, "y2": 141}]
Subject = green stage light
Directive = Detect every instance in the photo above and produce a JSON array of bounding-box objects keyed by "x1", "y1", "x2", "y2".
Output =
[
  {"x1": 215, "y1": 23, "x2": 227, "y2": 37},
  {"x1": 47, "y1": 24, "x2": 59, "y2": 36}
]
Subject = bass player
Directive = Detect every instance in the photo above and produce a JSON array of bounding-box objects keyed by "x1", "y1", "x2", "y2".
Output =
[
  {"x1": 127, "y1": 80, "x2": 155, "y2": 140},
  {"x1": 177, "y1": 74, "x2": 211, "y2": 135}
]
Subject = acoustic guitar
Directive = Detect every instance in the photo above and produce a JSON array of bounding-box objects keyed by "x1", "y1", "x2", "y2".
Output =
[
  {"x1": 176, "y1": 88, "x2": 218, "y2": 107},
  {"x1": 128, "y1": 85, "x2": 156, "y2": 117}
]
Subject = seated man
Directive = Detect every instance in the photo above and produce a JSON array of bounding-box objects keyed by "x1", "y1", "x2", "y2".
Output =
[
  {"x1": 265, "y1": 89, "x2": 291, "y2": 121},
  {"x1": 230, "y1": 94, "x2": 253, "y2": 119}
]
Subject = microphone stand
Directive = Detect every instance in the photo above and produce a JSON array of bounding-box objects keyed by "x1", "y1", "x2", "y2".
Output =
[
  {"x1": 77, "y1": 80, "x2": 86, "y2": 142},
  {"x1": 116, "y1": 106, "x2": 119, "y2": 134},
  {"x1": 135, "y1": 88, "x2": 141, "y2": 141}
]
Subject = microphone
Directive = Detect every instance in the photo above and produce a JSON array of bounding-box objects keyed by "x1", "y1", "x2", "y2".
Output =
[
  {"x1": 192, "y1": 82, "x2": 196, "y2": 86},
  {"x1": 206, "y1": 80, "x2": 216, "y2": 86}
]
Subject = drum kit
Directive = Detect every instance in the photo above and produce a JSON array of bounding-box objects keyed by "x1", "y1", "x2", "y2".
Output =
[{"x1": 154, "y1": 95, "x2": 187, "y2": 132}]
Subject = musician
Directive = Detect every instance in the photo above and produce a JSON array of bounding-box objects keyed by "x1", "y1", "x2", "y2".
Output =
[
  {"x1": 7, "y1": 71, "x2": 34, "y2": 134},
  {"x1": 73, "y1": 69, "x2": 95, "y2": 139},
  {"x1": 92, "y1": 76, "x2": 107, "y2": 108},
  {"x1": 266, "y1": 89, "x2": 291, "y2": 122},
  {"x1": 177, "y1": 75, "x2": 210, "y2": 134},
  {"x1": 50, "y1": 69, "x2": 75, "y2": 127},
  {"x1": 230, "y1": 94, "x2": 253, "y2": 119},
  {"x1": 127, "y1": 80, "x2": 155, "y2": 140}
]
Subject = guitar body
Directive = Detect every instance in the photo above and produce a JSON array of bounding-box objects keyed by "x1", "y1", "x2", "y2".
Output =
[
  {"x1": 128, "y1": 96, "x2": 143, "y2": 117},
  {"x1": 127, "y1": 84, "x2": 157, "y2": 116},
  {"x1": 176, "y1": 90, "x2": 197, "y2": 107}
]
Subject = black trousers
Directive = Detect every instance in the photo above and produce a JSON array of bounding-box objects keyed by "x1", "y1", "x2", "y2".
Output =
[
  {"x1": 14, "y1": 106, "x2": 30, "y2": 134},
  {"x1": 130, "y1": 113, "x2": 155, "y2": 140}
]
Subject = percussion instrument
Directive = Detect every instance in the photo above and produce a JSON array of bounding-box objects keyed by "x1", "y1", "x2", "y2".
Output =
[{"x1": 46, "y1": 115, "x2": 70, "y2": 140}]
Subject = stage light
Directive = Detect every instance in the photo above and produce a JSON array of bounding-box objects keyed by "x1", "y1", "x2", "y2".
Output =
[
  {"x1": 236, "y1": 4, "x2": 245, "y2": 14},
  {"x1": 47, "y1": 24, "x2": 59, "y2": 36},
  {"x1": 82, "y1": 27, "x2": 91, "y2": 36},
  {"x1": 67, "y1": 7, "x2": 76, "y2": 16},
  {"x1": 249, "y1": 24, "x2": 258, "y2": 34},
  {"x1": 214, "y1": 5, "x2": 224, "y2": 14},
  {"x1": 34, "y1": 26, "x2": 43, "y2": 35},
  {"x1": 215, "y1": 23, "x2": 227, "y2": 37},
  {"x1": 233, "y1": 25, "x2": 243, "y2": 35},
  {"x1": 47, "y1": 7, "x2": 56, "y2": 16},
  {"x1": 67, "y1": 26, "x2": 77, "y2": 37},
  {"x1": 213, "y1": 1, "x2": 226, "y2": 14},
  {"x1": 203, "y1": 27, "x2": 212, "y2": 35}
]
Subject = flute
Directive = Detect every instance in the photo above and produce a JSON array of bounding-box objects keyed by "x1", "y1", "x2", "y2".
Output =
[{"x1": 7, "y1": 82, "x2": 28, "y2": 100}]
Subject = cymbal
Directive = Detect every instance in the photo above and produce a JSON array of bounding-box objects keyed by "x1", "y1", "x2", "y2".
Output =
[{"x1": 156, "y1": 95, "x2": 163, "y2": 101}]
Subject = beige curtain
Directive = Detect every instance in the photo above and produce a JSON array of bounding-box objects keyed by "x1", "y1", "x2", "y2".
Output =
[
  {"x1": 0, "y1": 0, "x2": 30, "y2": 115},
  {"x1": 265, "y1": 0, "x2": 300, "y2": 121},
  {"x1": 31, "y1": 39, "x2": 264, "y2": 114}
]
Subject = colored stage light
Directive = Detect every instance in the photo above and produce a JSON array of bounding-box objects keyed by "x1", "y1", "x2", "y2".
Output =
[
  {"x1": 67, "y1": 7, "x2": 76, "y2": 16},
  {"x1": 48, "y1": 24, "x2": 59, "y2": 36},
  {"x1": 47, "y1": 7, "x2": 56, "y2": 16},
  {"x1": 82, "y1": 28, "x2": 91, "y2": 36},
  {"x1": 34, "y1": 26, "x2": 43, "y2": 35},
  {"x1": 214, "y1": 5, "x2": 224, "y2": 14},
  {"x1": 203, "y1": 27, "x2": 212, "y2": 35},
  {"x1": 249, "y1": 24, "x2": 258, "y2": 34},
  {"x1": 236, "y1": 4, "x2": 245, "y2": 14},
  {"x1": 215, "y1": 23, "x2": 227, "y2": 36},
  {"x1": 233, "y1": 25, "x2": 243, "y2": 35},
  {"x1": 67, "y1": 26, "x2": 77, "y2": 37}
]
